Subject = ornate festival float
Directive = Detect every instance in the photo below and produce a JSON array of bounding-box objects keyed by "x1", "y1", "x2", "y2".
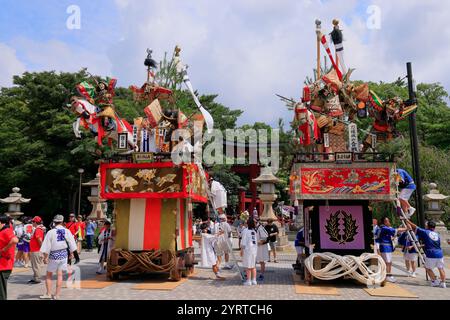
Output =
[
  {"x1": 68, "y1": 46, "x2": 212, "y2": 280},
  {"x1": 285, "y1": 20, "x2": 418, "y2": 286}
]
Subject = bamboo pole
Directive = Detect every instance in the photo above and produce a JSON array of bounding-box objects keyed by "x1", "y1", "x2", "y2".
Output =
[{"x1": 315, "y1": 19, "x2": 322, "y2": 80}]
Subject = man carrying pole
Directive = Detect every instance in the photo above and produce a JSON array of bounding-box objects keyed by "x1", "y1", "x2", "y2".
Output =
[
  {"x1": 405, "y1": 219, "x2": 446, "y2": 288},
  {"x1": 406, "y1": 62, "x2": 425, "y2": 228}
]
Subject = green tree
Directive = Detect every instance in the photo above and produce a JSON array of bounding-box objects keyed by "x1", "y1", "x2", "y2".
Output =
[
  {"x1": 0, "y1": 70, "x2": 98, "y2": 219},
  {"x1": 361, "y1": 81, "x2": 450, "y2": 150}
]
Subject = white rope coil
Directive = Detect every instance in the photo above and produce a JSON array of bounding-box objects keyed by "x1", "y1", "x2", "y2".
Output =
[{"x1": 304, "y1": 252, "x2": 386, "y2": 286}]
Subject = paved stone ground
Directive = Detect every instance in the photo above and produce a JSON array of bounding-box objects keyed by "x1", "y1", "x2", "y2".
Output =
[{"x1": 6, "y1": 239, "x2": 450, "y2": 300}]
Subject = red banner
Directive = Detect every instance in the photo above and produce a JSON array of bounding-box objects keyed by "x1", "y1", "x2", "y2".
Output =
[{"x1": 290, "y1": 163, "x2": 396, "y2": 200}]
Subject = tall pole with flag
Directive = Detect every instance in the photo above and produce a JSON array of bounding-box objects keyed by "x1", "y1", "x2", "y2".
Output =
[
  {"x1": 173, "y1": 47, "x2": 214, "y2": 133},
  {"x1": 406, "y1": 62, "x2": 425, "y2": 228},
  {"x1": 330, "y1": 19, "x2": 347, "y2": 75},
  {"x1": 320, "y1": 33, "x2": 342, "y2": 81}
]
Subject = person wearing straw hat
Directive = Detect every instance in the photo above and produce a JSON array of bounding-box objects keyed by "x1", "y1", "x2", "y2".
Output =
[{"x1": 39, "y1": 215, "x2": 77, "y2": 300}]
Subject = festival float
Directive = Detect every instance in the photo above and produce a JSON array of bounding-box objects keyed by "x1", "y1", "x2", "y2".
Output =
[
  {"x1": 285, "y1": 20, "x2": 418, "y2": 286},
  {"x1": 68, "y1": 46, "x2": 211, "y2": 280}
]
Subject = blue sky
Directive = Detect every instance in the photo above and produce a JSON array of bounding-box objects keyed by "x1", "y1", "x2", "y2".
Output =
[
  {"x1": 0, "y1": 0, "x2": 120, "y2": 43},
  {"x1": 1, "y1": 0, "x2": 450, "y2": 126}
]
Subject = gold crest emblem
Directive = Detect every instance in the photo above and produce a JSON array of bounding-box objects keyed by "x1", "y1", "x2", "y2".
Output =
[{"x1": 325, "y1": 210, "x2": 358, "y2": 244}]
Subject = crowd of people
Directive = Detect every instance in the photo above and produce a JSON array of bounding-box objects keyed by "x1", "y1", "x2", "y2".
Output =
[
  {"x1": 198, "y1": 212, "x2": 280, "y2": 286},
  {"x1": 1, "y1": 167, "x2": 448, "y2": 300},
  {"x1": 371, "y1": 168, "x2": 447, "y2": 288},
  {"x1": 0, "y1": 213, "x2": 114, "y2": 300},
  {"x1": 373, "y1": 217, "x2": 446, "y2": 288}
]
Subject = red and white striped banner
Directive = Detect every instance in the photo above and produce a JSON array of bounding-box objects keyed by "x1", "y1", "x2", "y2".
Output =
[{"x1": 321, "y1": 35, "x2": 343, "y2": 81}]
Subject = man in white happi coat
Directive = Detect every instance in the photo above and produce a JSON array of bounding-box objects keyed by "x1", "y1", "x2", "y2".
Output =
[
  {"x1": 240, "y1": 219, "x2": 258, "y2": 285},
  {"x1": 210, "y1": 178, "x2": 227, "y2": 214},
  {"x1": 216, "y1": 214, "x2": 233, "y2": 270},
  {"x1": 39, "y1": 215, "x2": 77, "y2": 300},
  {"x1": 200, "y1": 223, "x2": 225, "y2": 279}
]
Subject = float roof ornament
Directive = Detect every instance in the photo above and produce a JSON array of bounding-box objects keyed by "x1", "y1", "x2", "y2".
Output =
[{"x1": 144, "y1": 48, "x2": 157, "y2": 68}]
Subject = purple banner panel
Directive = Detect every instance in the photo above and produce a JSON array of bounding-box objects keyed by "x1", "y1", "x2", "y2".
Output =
[{"x1": 319, "y1": 205, "x2": 365, "y2": 250}]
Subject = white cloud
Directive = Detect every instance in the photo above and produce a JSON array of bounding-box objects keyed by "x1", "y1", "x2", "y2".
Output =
[
  {"x1": 3, "y1": 0, "x2": 450, "y2": 127},
  {"x1": 10, "y1": 38, "x2": 112, "y2": 80},
  {"x1": 106, "y1": 0, "x2": 450, "y2": 126},
  {"x1": 108, "y1": 0, "x2": 360, "y2": 126},
  {"x1": 0, "y1": 43, "x2": 26, "y2": 87}
]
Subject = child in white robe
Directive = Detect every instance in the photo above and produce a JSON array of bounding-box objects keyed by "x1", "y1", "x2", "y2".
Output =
[
  {"x1": 97, "y1": 220, "x2": 115, "y2": 274},
  {"x1": 255, "y1": 219, "x2": 269, "y2": 282},
  {"x1": 200, "y1": 223, "x2": 225, "y2": 279},
  {"x1": 240, "y1": 218, "x2": 258, "y2": 285}
]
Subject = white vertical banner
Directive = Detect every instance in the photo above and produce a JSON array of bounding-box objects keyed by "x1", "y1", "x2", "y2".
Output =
[
  {"x1": 128, "y1": 199, "x2": 146, "y2": 251},
  {"x1": 371, "y1": 134, "x2": 377, "y2": 149},
  {"x1": 132, "y1": 125, "x2": 138, "y2": 149},
  {"x1": 148, "y1": 129, "x2": 157, "y2": 152},
  {"x1": 324, "y1": 133, "x2": 330, "y2": 148},
  {"x1": 348, "y1": 123, "x2": 359, "y2": 152},
  {"x1": 118, "y1": 133, "x2": 128, "y2": 149},
  {"x1": 141, "y1": 129, "x2": 147, "y2": 152}
]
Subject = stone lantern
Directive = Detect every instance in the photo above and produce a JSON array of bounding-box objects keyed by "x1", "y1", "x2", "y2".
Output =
[
  {"x1": 253, "y1": 167, "x2": 280, "y2": 222},
  {"x1": 83, "y1": 173, "x2": 107, "y2": 221},
  {"x1": 253, "y1": 167, "x2": 289, "y2": 250},
  {"x1": 0, "y1": 187, "x2": 30, "y2": 218},
  {"x1": 423, "y1": 183, "x2": 449, "y2": 253}
]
